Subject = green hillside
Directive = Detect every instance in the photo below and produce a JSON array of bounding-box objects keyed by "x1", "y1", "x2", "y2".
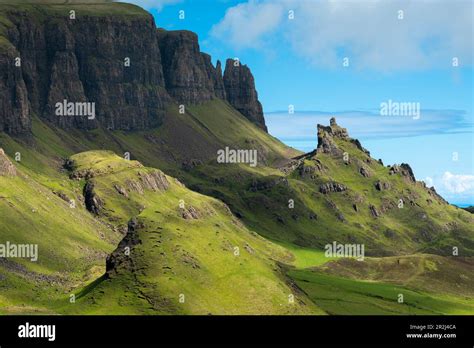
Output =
[
  {"x1": 290, "y1": 269, "x2": 474, "y2": 315},
  {"x1": 0, "y1": 149, "x2": 322, "y2": 314},
  {"x1": 0, "y1": 151, "x2": 121, "y2": 313},
  {"x1": 1, "y1": 99, "x2": 472, "y2": 314}
]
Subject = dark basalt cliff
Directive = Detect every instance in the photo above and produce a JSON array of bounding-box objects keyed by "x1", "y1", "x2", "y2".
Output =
[
  {"x1": 2, "y1": 11, "x2": 169, "y2": 132},
  {"x1": 223, "y1": 58, "x2": 267, "y2": 132},
  {"x1": 0, "y1": 6, "x2": 267, "y2": 134},
  {"x1": 157, "y1": 29, "x2": 225, "y2": 104}
]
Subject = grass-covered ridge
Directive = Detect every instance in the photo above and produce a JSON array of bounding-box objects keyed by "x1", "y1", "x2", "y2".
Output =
[
  {"x1": 0, "y1": 99, "x2": 472, "y2": 314},
  {"x1": 58, "y1": 151, "x2": 323, "y2": 314},
  {"x1": 0, "y1": 150, "x2": 121, "y2": 314},
  {"x1": 0, "y1": 149, "x2": 323, "y2": 314}
]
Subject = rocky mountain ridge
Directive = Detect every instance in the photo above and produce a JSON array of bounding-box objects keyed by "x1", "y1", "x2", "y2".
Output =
[{"x1": 0, "y1": 3, "x2": 266, "y2": 134}]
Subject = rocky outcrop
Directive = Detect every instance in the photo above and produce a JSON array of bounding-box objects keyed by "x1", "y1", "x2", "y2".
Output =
[
  {"x1": 369, "y1": 204, "x2": 381, "y2": 218},
  {"x1": 319, "y1": 182, "x2": 347, "y2": 194},
  {"x1": 316, "y1": 118, "x2": 372, "y2": 159},
  {"x1": 316, "y1": 118, "x2": 348, "y2": 156},
  {"x1": 427, "y1": 186, "x2": 448, "y2": 204},
  {"x1": 223, "y1": 59, "x2": 267, "y2": 131},
  {"x1": 389, "y1": 163, "x2": 416, "y2": 182},
  {"x1": 106, "y1": 217, "x2": 142, "y2": 278},
  {"x1": 0, "y1": 5, "x2": 267, "y2": 135},
  {"x1": 3, "y1": 10, "x2": 170, "y2": 132},
  {"x1": 0, "y1": 47, "x2": 30, "y2": 134},
  {"x1": 400, "y1": 163, "x2": 416, "y2": 182},
  {"x1": 83, "y1": 181, "x2": 103, "y2": 215},
  {"x1": 125, "y1": 170, "x2": 170, "y2": 194},
  {"x1": 359, "y1": 165, "x2": 372, "y2": 178},
  {"x1": 350, "y1": 139, "x2": 370, "y2": 156},
  {"x1": 0, "y1": 148, "x2": 17, "y2": 176},
  {"x1": 375, "y1": 180, "x2": 391, "y2": 191},
  {"x1": 328, "y1": 117, "x2": 348, "y2": 138},
  {"x1": 212, "y1": 59, "x2": 226, "y2": 100},
  {"x1": 157, "y1": 30, "x2": 222, "y2": 104},
  {"x1": 180, "y1": 205, "x2": 200, "y2": 220}
]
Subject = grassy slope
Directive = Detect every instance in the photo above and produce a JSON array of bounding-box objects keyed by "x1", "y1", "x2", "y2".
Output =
[
  {"x1": 287, "y1": 252, "x2": 474, "y2": 315},
  {"x1": 56, "y1": 151, "x2": 322, "y2": 314},
  {"x1": 316, "y1": 254, "x2": 474, "y2": 298},
  {"x1": 178, "y1": 128, "x2": 474, "y2": 257},
  {"x1": 1, "y1": 100, "x2": 472, "y2": 314},
  {"x1": 289, "y1": 269, "x2": 474, "y2": 315},
  {"x1": 0, "y1": 157, "x2": 121, "y2": 314}
]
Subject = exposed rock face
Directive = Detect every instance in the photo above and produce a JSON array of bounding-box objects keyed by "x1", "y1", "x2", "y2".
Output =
[
  {"x1": 83, "y1": 181, "x2": 103, "y2": 215},
  {"x1": 316, "y1": 118, "x2": 373, "y2": 159},
  {"x1": 319, "y1": 182, "x2": 347, "y2": 194},
  {"x1": 212, "y1": 59, "x2": 226, "y2": 100},
  {"x1": 223, "y1": 59, "x2": 267, "y2": 131},
  {"x1": 359, "y1": 165, "x2": 372, "y2": 178},
  {"x1": 0, "y1": 48, "x2": 30, "y2": 134},
  {"x1": 375, "y1": 180, "x2": 391, "y2": 191},
  {"x1": 350, "y1": 139, "x2": 370, "y2": 156},
  {"x1": 0, "y1": 148, "x2": 17, "y2": 176},
  {"x1": 180, "y1": 205, "x2": 200, "y2": 220},
  {"x1": 157, "y1": 30, "x2": 223, "y2": 104},
  {"x1": 400, "y1": 163, "x2": 416, "y2": 182},
  {"x1": 389, "y1": 163, "x2": 416, "y2": 182},
  {"x1": 298, "y1": 164, "x2": 318, "y2": 179},
  {"x1": 427, "y1": 186, "x2": 448, "y2": 204},
  {"x1": 369, "y1": 204, "x2": 381, "y2": 218},
  {"x1": 106, "y1": 217, "x2": 142, "y2": 278},
  {"x1": 316, "y1": 118, "x2": 348, "y2": 156},
  {"x1": 125, "y1": 170, "x2": 170, "y2": 194},
  {"x1": 0, "y1": 6, "x2": 267, "y2": 135},
  {"x1": 3, "y1": 10, "x2": 170, "y2": 132},
  {"x1": 316, "y1": 126, "x2": 341, "y2": 156}
]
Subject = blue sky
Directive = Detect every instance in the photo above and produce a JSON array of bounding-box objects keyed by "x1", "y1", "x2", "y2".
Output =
[{"x1": 125, "y1": 0, "x2": 473, "y2": 205}]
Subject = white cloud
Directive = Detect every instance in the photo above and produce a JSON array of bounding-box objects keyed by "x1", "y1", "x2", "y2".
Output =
[
  {"x1": 425, "y1": 176, "x2": 434, "y2": 188},
  {"x1": 210, "y1": 1, "x2": 285, "y2": 49},
  {"x1": 211, "y1": 0, "x2": 473, "y2": 70},
  {"x1": 117, "y1": 0, "x2": 182, "y2": 11},
  {"x1": 442, "y1": 172, "x2": 474, "y2": 194},
  {"x1": 265, "y1": 109, "x2": 472, "y2": 141}
]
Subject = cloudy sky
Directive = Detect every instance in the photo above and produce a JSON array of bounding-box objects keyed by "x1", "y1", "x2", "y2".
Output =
[{"x1": 122, "y1": 0, "x2": 473, "y2": 205}]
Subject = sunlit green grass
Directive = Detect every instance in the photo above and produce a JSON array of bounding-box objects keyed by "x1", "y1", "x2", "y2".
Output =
[
  {"x1": 274, "y1": 241, "x2": 335, "y2": 269},
  {"x1": 289, "y1": 269, "x2": 474, "y2": 315}
]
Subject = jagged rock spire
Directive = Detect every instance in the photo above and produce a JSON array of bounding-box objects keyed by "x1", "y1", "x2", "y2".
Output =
[{"x1": 223, "y1": 59, "x2": 267, "y2": 132}]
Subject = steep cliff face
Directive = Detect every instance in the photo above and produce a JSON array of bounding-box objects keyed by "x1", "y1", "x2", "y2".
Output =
[
  {"x1": 0, "y1": 45, "x2": 30, "y2": 134},
  {"x1": 157, "y1": 29, "x2": 225, "y2": 104},
  {"x1": 2, "y1": 8, "x2": 169, "y2": 132},
  {"x1": 223, "y1": 58, "x2": 267, "y2": 132},
  {"x1": 0, "y1": 3, "x2": 267, "y2": 135}
]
